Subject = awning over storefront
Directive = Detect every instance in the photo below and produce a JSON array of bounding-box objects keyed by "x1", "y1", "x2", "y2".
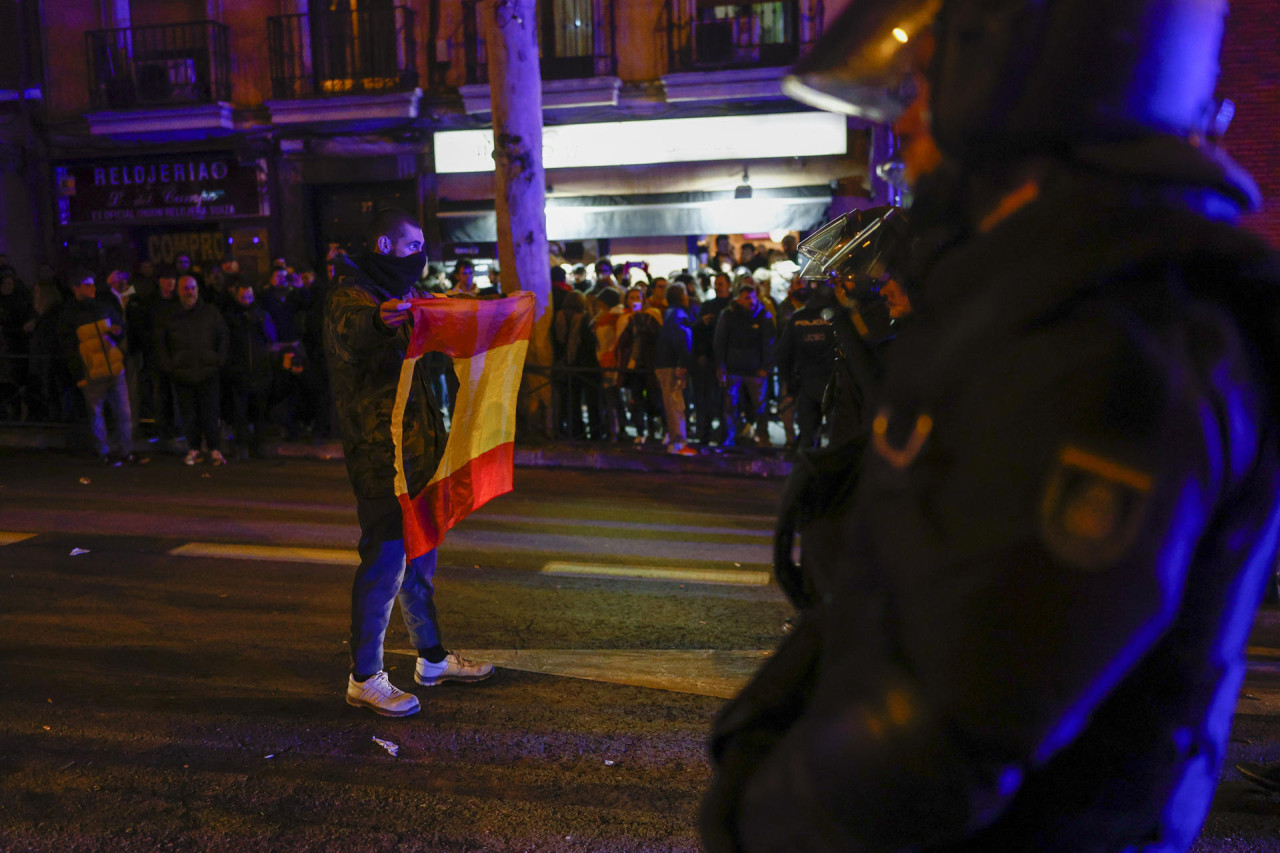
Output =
[{"x1": 437, "y1": 185, "x2": 833, "y2": 243}]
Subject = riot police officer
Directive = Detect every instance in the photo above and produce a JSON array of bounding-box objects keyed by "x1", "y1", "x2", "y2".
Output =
[
  {"x1": 702, "y1": 0, "x2": 1280, "y2": 851},
  {"x1": 795, "y1": 206, "x2": 913, "y2": 447},
  {"x1": 775, "y1": 290, "x2": 832, "y2": 451}
]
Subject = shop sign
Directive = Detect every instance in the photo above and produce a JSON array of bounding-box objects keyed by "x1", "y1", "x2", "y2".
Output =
[
  {"x1": 138, "y1": 229, "x2": 228, "y2": 267},
  {"x1": 434, "y1": 112, "x2": 848, "y2": 173},
  {"x1": 55, "y1": 156, "x2": 269, "y2": 225}
]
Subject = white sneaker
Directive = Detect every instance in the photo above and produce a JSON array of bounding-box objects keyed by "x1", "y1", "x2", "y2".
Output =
[
  {"x1": 209, "y1": 449, "x2": 227, "y2": 466},
  {"x1": 183, "y1": 449, "x2": 201, "y2": 466},
  {"x1": 414, "y1": 652, "x2": 494, "y2": 687},
  {"x1": 346, "y1": 671, "x2": 420, "y2": 717}
]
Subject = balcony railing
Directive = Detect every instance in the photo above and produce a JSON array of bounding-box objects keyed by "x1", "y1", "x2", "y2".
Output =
[
  {"x1": 668, "y1": 1, "x2": 822, "y2": 72},
  {"x1": 85, "y1": 21, "x2": 230, "y2": 110},
  {"x1": 267, "y1": 6, "x2": 417, "y2": 99},
  {"x1": 462, "y1": 0, "x2": 617, "y2": 86}
]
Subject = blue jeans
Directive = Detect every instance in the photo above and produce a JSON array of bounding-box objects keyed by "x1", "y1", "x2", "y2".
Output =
[
  {"x1": 80, "y1": 373, "x2": 133, "y2": 457},
  {"x1": 723, "y1": 374, "x2": 768, "y2": 445},
  {"x1": 351, "y1": 497, "x2": 441, "y2": 677}
]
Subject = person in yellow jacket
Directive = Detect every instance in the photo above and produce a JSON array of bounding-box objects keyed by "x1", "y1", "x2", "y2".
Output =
[{"x1": 57, "y1": 270, "x2": 136, "y2": 465}]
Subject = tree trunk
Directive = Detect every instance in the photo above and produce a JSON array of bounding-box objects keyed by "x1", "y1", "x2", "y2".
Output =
[{"x1": 485, "y1": 0, "x2": 552, "y2": 440}]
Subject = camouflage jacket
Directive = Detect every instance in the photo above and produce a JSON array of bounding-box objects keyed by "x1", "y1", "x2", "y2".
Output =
[{"x1": 323, "y1": 254, "x2": 446, "y2": 499}]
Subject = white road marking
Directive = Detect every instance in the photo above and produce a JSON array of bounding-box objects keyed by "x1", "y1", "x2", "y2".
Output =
[
  {"x1": 166, "y1": 544, "x2": 772, "y2": 586},
  {"x1": 387, "y1": 648, "x2": 772, "y2": 699},
  {"x1": 0, "y1": 532, "x2": 36, "y2": 545},
  {"x1": 1238, "y1": 685, "x2": 1280, "y2": 716},
  {"x1": 0, "y1": 507, "x2": 770, "y2": 566},
  {"x1": 540, "y1": 561, "x2": 771, "y2": 586},
  {"x1": 170, "y1": 542, "x2": 358, "y2": 565},
  {"x1": 477, "y1": 514, "x2": 773, "y2": 538}
]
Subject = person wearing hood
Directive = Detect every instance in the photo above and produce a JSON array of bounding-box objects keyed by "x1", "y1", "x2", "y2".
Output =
[
  {"x1": 324, "y1": 208, "x2": 492, "y2": 719},
  {"x1": 654, "y1": 282, "x2": 697, "y2": 456}
]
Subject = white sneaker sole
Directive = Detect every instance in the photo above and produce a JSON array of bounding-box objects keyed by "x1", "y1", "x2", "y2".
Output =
[
  {"x1": 345, "y1": 694, "x2": 420, "y2": 717},
  {"x1": 414, "y1": 668, "x2": 495, "y2": 687}
]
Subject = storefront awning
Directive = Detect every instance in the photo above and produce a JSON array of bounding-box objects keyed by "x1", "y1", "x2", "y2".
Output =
[{"x1": 437, "y1": 185, "x2": 833, "y2": 243}]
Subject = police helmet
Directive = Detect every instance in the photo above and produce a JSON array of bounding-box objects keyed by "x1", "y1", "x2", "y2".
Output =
[{"x1": 783, "y1": 0, "x2": 1228, "y2": 158}]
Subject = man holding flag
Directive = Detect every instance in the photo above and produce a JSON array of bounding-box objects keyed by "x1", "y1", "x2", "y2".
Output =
[{"x1": 324, "y1": 209, "x2": 531, "y2": 717}]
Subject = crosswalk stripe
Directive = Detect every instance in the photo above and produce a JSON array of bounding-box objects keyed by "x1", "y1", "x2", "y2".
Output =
[
  {"x1": 170, "y1": 542, "x2": 357, "y2": 565},
  {"x1": 0, "y1": 532, "x2": 36, "y2": 546},
  {"x1": 540, "y1": 561, "x2": 771, "y2": 586},
  {"x1": 477, "y1": 514, "x2": 773, "y2": 539},
  {"x1": 387, "y1": 648, "x2": 772, "y2": 699},
  {"x1": 167, "y1": 543, "x2": 772, "y2": 586},
  {"x1": 1238, "y1": 685, "x2": 1280, "y2": 716}
]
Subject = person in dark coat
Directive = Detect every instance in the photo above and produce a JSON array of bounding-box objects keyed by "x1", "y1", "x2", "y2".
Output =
[
  {"x1": 134, "y1": 266, "x2": 182, "y2": 445},
  {"x1": 702, "y1": 1, "x2": 1280, "y2": 851},
  {"x1": 712, "y1": 282, "x2": 776, "y2": 448},
  {"x1": 692, "y1": 271, "x2": 732, "y2": 445},
  {"x1": 260, "y1": 267, "x2": 302, "y2": 344},
  {"x1": 27, "y1": 281, "x2": 69, "y2": 422},
  {"x1": 774, "y1": 292, "x2": 833, "y2": 452},
  {"x1": 157, "y1": 275, "x2": 228, "y2": 465},
  {"x1": 552, "y1": 288, "x2": 599, "y2": 440},
  {"x1": 324, "y1": 208, "x2": 492, "y2": 719},
  {"x1": 615, "y1": 285, "x2": 664, "y2": 442},
  {"x1": 0, "y1": 267, "x2": 34, "y2": 420},
  {"x1": 772, "y1": 276, "x2": 813, "y2": 447},
  {"x1": 222, "y1": 279, "x2": 277, "y2": 458}
]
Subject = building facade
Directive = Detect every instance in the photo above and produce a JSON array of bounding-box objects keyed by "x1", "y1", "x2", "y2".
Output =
[
  {"x1": 3, "y1": 0, "x2": 1275, "y2": 284},
  {"x1": 8, "y1": 0, "x2": 884, "y2": 283}
]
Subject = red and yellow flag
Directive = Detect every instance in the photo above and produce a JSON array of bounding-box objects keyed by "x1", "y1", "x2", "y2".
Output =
[{"x1": 392, "y1": 292, "x2": 535, "y2": 560}]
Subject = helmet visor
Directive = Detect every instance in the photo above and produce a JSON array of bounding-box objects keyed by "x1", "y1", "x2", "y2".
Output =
[
  {"x1": 797, "y1": 207, "x2": 906, "y2": 283},
  {"x1": 783, "y1": 0, "x2": 941, "y2": 122}
]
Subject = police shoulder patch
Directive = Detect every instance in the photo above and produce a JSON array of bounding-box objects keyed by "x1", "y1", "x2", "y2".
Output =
[{"x1": 1039, "y1": 444, "x2": 1152, "y2": 571}]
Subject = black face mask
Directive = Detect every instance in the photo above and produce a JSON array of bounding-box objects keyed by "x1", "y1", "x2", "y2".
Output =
[{"x1": 363, "y1": 250, "x2": 426, "y2": 298}]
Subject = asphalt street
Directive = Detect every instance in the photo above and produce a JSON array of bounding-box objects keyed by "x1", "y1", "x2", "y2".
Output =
[{"x1": 2, "y1": 450, "x2": 1280, "y2": 851}]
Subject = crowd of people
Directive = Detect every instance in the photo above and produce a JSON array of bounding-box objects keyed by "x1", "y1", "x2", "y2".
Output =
[
  {"x1": 546, "y1": 234, "x2": 858, "y2": 456},
  {"x1": 0, "y1": 230, "x2": 875, "y2": 462},
  {"x1": 0, "y1": 251, "x2": 334, "y2": 465}
]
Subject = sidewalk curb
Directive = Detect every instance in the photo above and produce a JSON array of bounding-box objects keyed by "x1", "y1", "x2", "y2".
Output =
[{"x1": 0, "y1": 424, "x2": 793, "y2": 478}]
